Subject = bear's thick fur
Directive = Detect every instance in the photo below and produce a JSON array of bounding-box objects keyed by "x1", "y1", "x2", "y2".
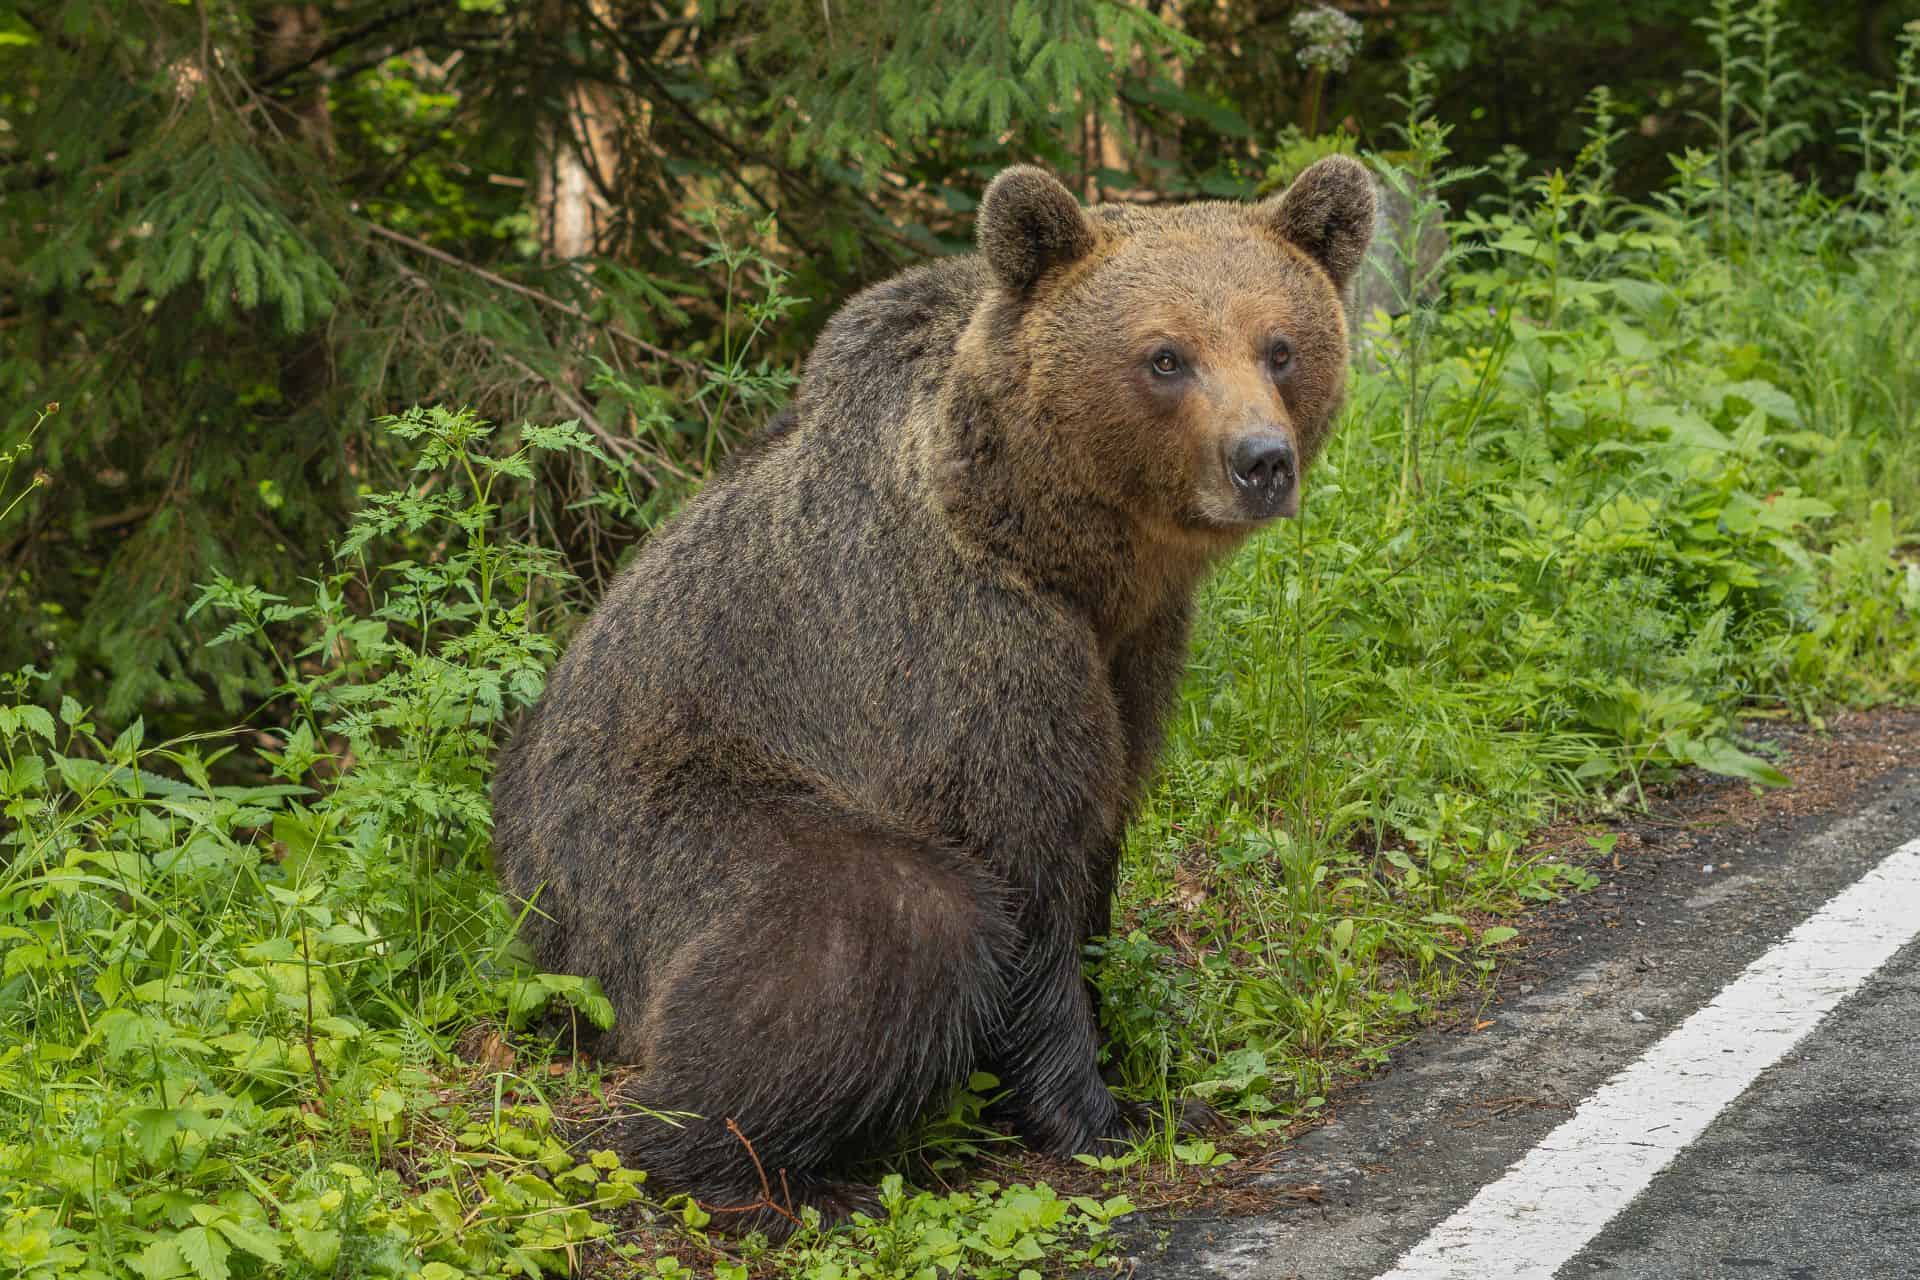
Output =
[{"x1": 491, "y1": 158, "x2": 1374, "y2": 1233}]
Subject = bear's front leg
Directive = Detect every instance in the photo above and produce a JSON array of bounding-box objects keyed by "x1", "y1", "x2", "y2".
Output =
[
  {"x1": 1000, "y1": 883, "x2": 1226, "y2": 1153},
  {"x1": 989, "y1": 910, "x2": 1125, "y2": 1154}
]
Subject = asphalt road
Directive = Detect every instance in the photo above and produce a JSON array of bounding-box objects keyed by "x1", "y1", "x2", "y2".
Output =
[
  {"x1": 1126, "y1": 764, "x2": 1920, "y2": 1280},
  {"x1": 1563, "y1": 940, "x2": 1920, "y2": 1279}
]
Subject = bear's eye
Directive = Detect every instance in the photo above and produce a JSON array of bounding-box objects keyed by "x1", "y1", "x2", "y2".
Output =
[
  {"x1": 1149, "y1": 348, "x2": 1182, "y2": 377},
  {"x1": 1269, "y1": 338, "x2": 1295, "y2": 374}
]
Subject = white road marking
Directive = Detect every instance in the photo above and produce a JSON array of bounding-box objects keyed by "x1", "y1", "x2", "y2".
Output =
[{"x1": 1373, "y1": 835, "x2": 1920, "y2": 1280}]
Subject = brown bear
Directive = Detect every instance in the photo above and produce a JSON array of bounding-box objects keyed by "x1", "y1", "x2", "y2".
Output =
[{"x1": 490, "y1": 157, "x2": 1374, "y2": 1235}]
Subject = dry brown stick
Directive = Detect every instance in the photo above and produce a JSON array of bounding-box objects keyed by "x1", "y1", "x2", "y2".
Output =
[
  {"x1": 692, "y1": 1118, "x2": 802, "y2": 1230},
  {"x1": 387, "y1": 258, "x2": 696, "y2": 486},
  {"x1": 727, "y1": 1117, "x2": 800, "y2": 1224},
  {"x1": 366, "y1": 221, "x2": 700, "y2": 375},
  {"x1": 495, "y1": 349, "x2": 623, "y2": 453},
  {"x1": 495, "y1": 347, "x2": 696, "y2": 485}
]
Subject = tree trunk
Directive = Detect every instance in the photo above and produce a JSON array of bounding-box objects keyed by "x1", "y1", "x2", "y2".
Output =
[
  {"x1": 535, "y1": 0, "x2": 623, "y2": 261},
  {"x1": 259, "y1": 5, "x2": 334, "y2": 153}
]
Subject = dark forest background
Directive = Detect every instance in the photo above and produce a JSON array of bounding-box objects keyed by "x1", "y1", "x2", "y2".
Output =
[{"x1": 4, "y1": 0, "x2": 1916, "y2": 727}]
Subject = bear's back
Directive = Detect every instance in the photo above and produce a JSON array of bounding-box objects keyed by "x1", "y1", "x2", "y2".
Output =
[
  {"x1": 493, "y1": 249, "x2": 1060, "y2": 868},
  {"x1": 789, "y1": 255, "x2": 991, "y2": 442}
]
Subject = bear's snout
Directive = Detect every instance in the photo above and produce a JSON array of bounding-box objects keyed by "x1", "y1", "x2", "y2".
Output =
[{"x1": 1226, "y1": 433, "x2": 1297, "y2": 519}]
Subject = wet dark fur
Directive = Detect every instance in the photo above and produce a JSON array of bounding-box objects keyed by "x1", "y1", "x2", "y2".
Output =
[{"x1": 491, "y1": 158, "x2": 1374, "y2": 1234}]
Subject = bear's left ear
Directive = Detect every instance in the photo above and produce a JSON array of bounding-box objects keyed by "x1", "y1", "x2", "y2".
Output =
[
  {"x1": 1257, "y1": 154, "x2": 1377, "y2": 292},
  {"x1": 978, "y1": 166, "x2": 1097, "y2": 294}
]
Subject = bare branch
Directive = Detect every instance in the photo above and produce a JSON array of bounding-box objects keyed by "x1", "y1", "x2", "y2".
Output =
[{"x1": 366, "y1": 221, "x2": 700, "y2": 375}]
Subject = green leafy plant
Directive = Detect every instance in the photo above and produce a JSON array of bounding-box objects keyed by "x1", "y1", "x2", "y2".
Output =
[{"x1": 0, "y1": 409, "x2": 643, "y2": 1280}]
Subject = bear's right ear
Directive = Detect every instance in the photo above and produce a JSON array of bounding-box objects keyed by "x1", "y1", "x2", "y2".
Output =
[
  {"x1": 1257, "y1": 154, "x2": 1377, "y2": 292},
  {"x1": 978, "y1": 166, "x2": 1097, "y2": 294}
]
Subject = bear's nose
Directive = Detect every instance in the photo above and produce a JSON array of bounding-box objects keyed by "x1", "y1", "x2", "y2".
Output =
[{"x1": 1228, "y1": 435, "x2": 1296, "y2": 509}]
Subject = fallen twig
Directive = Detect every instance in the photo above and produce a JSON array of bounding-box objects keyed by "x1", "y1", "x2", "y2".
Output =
[{"x1": 691, "y1": 1118, "x2": 804, "y2": 1232}]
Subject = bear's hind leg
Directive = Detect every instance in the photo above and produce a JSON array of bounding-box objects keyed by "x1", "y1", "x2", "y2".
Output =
[{"x1": 605, "y1": 806, "x2": 1012, "y2": 1238}]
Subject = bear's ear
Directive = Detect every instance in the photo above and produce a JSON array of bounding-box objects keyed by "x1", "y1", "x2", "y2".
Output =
[
  {"x1": 978, "y1": 166, "x2": 1097, "y2": 294},
  {"x1": 1257, "y1": 154, "x2": 1377, "y2": 292}
]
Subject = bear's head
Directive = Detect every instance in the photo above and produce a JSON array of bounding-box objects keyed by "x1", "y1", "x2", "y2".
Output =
[{"x1": 967, "y1": 158, "x2": 1374, "y2": 539}]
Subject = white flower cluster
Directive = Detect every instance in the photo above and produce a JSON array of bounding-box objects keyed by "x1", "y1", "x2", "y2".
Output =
[{"x1": 1290, "y1": 5, "x2": 1363, "y2": 74}]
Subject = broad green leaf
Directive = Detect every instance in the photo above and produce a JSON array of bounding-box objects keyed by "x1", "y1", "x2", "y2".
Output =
[
  {"x1": 11, "y1": 704, "x2": 55, "y2": 742},
  {"x1": 176, "y1": 1226, "x2": 230, "y2": 1280},
  {"x1": 207, "y1": 1214, "x2": 285, "y2": 1266},
  {"x1": 128, "y1": 1236, "x2": 184, "y2": 1280},
  {"x1": 291, "y1": 1228, "x2": 340, "y2": 1269}
]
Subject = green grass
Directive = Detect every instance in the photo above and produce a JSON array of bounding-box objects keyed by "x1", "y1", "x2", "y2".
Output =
[{"x1": 3, "y1": 22, "x2": 1919, "y2": 1280}]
